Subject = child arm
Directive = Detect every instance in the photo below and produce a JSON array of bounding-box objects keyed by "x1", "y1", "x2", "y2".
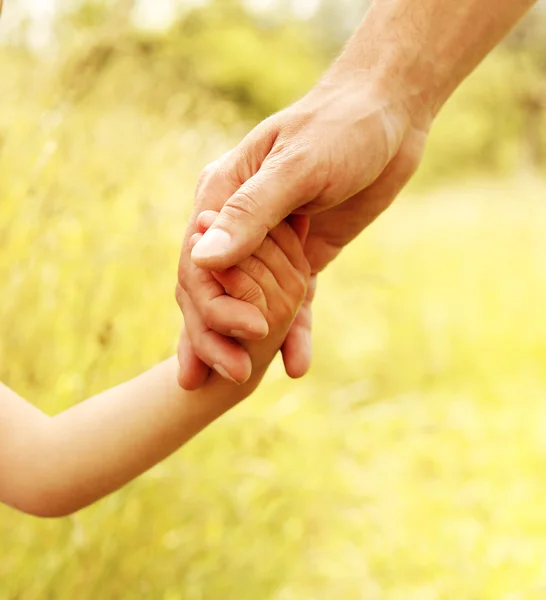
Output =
[
  {"x1": 0, "y1": 216, "x2": 309, "y2": 518},
  {"x1": 0, "y1": 360, "x2": 237, "y2": 518}
]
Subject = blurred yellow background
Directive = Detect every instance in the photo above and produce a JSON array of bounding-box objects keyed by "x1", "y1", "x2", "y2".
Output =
[{"x1": 1, "y1": 1, "x2": 546, "y2": 598}]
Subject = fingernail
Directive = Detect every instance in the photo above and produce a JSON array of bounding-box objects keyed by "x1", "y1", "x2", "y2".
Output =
[
  {"x1": 213, "y1": 364, "x2": 240, "y2": 384},
  {"x1": 230, "y1": 328, "x2": 267, "y2": 339},
  {"x1": 192, "y1": 229, "x2": 231, "y2": 261},
  {"x1": 231, "y1": 330, "x2": 249, "y2": 338}
]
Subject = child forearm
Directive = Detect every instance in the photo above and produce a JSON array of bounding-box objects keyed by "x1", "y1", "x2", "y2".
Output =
[{"x1": 2, "y1": 358, "x2": 238, "y2": 517}]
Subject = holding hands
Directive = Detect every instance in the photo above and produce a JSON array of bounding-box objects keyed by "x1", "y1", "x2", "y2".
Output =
[
  {"x1": 177, "y1": 210, "x2": 312, "y2": 391},
  {"x1": 177, "y1": 75, "x2": 428, "y2": 389}
]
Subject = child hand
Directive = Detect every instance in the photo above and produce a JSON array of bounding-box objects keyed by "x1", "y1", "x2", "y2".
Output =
[{"x1": 186, "y1": 211, "x2": 310, "y2": 391}]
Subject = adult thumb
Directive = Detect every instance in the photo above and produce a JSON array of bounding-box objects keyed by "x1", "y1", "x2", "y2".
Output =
[{"x1": 191, "y1": 164, "x2": 304, "y2": 271}]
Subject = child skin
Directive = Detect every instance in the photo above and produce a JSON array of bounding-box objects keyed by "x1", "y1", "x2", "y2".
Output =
[{"x1": 0, "y1": 214, "x2": 310, "y2": 518}]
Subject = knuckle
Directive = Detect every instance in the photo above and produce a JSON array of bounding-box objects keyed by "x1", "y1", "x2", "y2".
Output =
[
  {"x1": 199, "y1": 157, "x2": 223, "y2": 183},
  {"x1": 293, "y1": 238, "x2": 311, "y2": 274},
  {"x1": 275, "y1": 293, "x2": 296, "y2": 324},
  {"x1": 195, "y1": 163, "x2": 214, "y2": 196},
  {"x1": 201, "y1": 302, "x2": 218, "y2": 330},
  {"x1": 239, "y1": 282, "x2": 265, "y2": 307},
  {"x1": 174, "y1": 283, "x2": 184, "y2": 306},
  {"x1": 270, "y1": 220, "x2": 299, "y2": 257},
  {"x1": 258, "y1": 234, "x2": 277, "y2": 257},
  {"x1": 291, "y1": 271, "x2": 308, "y2": 301},
  {"x1": 271, "y1": 218, "x2": 292, "y2": 238},
  {"x1": 244, "y1": 256, "x2": 267, "y2": 281},
  {"x1": 223, "y1": 185, "x2": 277, "y2": 232},
  {"x1": 225, "y1": 270, "x2": 267, "y2": 312},
  {"x1": 227, "y1": 272, "x2": 249, "y2": 298},
  {"x1": 194, "y1": 165, "x2": 226, "y2": 207},
  {"x1": 224, "y1": 189, "x2": 261, "y2": 220},
  {"x1": 177, "y1": 262, "x2": 190, "y2": 286},
  {"x1": 202, "y1": 160, "x2": 217, "y2": 176}
]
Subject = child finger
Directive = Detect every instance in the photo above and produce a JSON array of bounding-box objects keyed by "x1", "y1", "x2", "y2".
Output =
[
  {"x1": 286, "y1": 214, "x2": 310, "y2": 246},
  {"x1": 196, "y1": 210, "x2": 219, "y2": 234},
  {"x1": 177, "y1": 328, "x2": 211, "y2": 390},
  {"x1": 189, "y1": 233, "x2": 203, "y2": 249},
  {"x1": 252, "y1": 235, "x2": 299, "y2": 293},
  {"x1": 177, "y1": 285, "x2": 252, "y2": 384},
  {"x1": 267, "y1": 220, "x2": 310, "y2": 278},
  {"x1": 182, "y1": 246, "x2": 268, "y2": 339},
  {"x1": 212, "y1": 267, "x2": 268, "y2": 316},
  {"x1": 230, "y1": 254, "x2": 295, "y2": 324},
  {"x1": 205, "y1": 293, "x2": 269, "y2": 339}
]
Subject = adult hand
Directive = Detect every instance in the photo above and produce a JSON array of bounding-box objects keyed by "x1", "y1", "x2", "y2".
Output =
[
  {"x1": 176, "y1": 72, "x2": 429, "y2": 389},
  {"x1": 177, "y1": 0, "x2": 535, "y2": 388}
]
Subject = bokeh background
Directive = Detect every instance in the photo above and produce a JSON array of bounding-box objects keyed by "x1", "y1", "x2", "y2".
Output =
[{"x1": 1, "y1": 1, "x2": 546, "y2": 598}]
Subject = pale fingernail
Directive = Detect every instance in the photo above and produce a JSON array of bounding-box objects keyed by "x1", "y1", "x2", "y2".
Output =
[
  {"x1": 231, "y1": 328, "x2": 268, "y2": 339},
  {"x1": 231, "y1": 330, "x2": 250, "y2": 338},
  {"x1": 188, "y1": 233, "x2": 202, "y2": 250},
  {"x1": 191, "y1": 228, "x2": 231, "y2": 261},
  {"x1": 213, "y1": 364, "x2": 240, "y2": 384}
]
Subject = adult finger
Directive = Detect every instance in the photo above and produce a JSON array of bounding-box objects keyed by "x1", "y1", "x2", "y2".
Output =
[
  {"x1": 177, "y1": 327, "x2": 209, "y2": 390},
  {"x1": 281, "y1": 274, "x2": 317, "y2": 379},
  {"x1": 176, "y1": 285, "x2": 252, "y2": 385}
]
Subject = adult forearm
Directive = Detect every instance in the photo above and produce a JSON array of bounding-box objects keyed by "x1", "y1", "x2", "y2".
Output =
[{"x1": 329, "y1": 0, "x2": 536, "y2": 124}]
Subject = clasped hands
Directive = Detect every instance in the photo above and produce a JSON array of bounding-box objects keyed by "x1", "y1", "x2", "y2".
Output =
[{"x1": 176, "y1": 77, "x2": 429, "y2": 389}]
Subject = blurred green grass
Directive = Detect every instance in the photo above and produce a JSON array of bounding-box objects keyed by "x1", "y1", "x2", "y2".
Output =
[{"x1": 2, "y1": 2, "x2": 546, "y2": 598}]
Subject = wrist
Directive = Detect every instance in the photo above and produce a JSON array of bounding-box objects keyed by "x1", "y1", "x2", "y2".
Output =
[
  {"x1": 324, "y1": 8, "x2": 446, "y2": 132},
  {"x1": 326, "y1": 56, "x2": 436, "y2": 136},
  {"x1": 189, "y1": 365, "x2": 265, "y2": 410}
]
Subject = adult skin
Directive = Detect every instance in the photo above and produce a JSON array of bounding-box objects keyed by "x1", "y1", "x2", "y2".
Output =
[{"x1": 176, "y1": 0, "x2": 537, "y2": 389}]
